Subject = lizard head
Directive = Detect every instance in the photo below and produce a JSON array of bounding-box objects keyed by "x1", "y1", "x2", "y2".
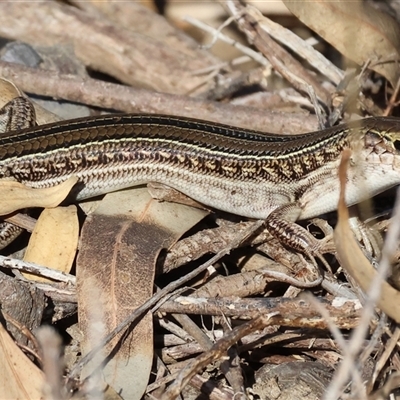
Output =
[
  {"x1": 362, "y1": 117, "x2": 400, "y2": 164},
  {"x1": 342, "y1": 117, "x2": 400, "y2": 203}
]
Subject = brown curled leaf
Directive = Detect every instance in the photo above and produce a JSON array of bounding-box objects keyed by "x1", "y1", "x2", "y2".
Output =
[
  {"x1": 334, "y1": 149, "x2": 400, "y2": 323},
  {"x1": 77, "y1": 187, "x2": 207, "y2": 399},
  {"x1": 283, "y1": 0, "x2": 400, "y2": 87}
]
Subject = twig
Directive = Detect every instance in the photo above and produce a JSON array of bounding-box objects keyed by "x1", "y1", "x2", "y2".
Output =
[
  {"x1": 0, "y1": 255, "x2": 76, "y2": 284},
  {"x1": 0, "y1": 61, "x2": 318, "y2": 134},
  {"x1": 184, "y1": 16, "x2": 270, "y2": 68}
]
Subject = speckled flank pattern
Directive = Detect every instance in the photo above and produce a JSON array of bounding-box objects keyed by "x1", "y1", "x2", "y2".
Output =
[{"x1": 0, "y1": 114, "x2": 400, "y2": 219}]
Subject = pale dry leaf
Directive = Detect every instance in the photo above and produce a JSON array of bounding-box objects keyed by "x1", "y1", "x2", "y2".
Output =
[
  {"x1": 0, "y1": 177, "x2": 78, "y2": 215},
  {"x1": 0, "y1": 323, "x2": 44, "y2": 399},
  {"x1": 23, "y1": 205, "x2": 79, "y2": 282},
  {"x1": 77, "y1": 187, "x2": 207, "y2": 400},
  {"x1": 283, "y1": 0, "x2": 400, "y2": 87},
  {"x1": 0, "y1": 77, "x2": 23, "y2": 107},
  {"x1": 334, "y1": 150, "x2": 400, "y2": 323}
]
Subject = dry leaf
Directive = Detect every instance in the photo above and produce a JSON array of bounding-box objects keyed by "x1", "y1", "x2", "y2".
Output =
[
  {"x1": 0, "y1": 323, "x2": 44, "y2": 399},
  {"x1": 23, "y1": 206, "x2": 79, "y2": 282},
  {"x1": 77, "y1": 187, "x2": 207, "y2": 399},
  {"x1": 0, "y1": 77, "x2": 23, "y2": 107},
  {"x1": 334, "y1": 150, "x2": 400, "y2": 323},
  {"x1": 0, "y1": 177, "x2": 78, "y2": 215},
  {"x1": 283, "y1": 0, "x2": 400, "y2": 87}
]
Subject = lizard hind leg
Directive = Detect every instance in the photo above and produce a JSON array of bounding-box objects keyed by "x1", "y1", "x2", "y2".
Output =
[{"x1": 265, "y1": 202, "x2": 332, "y2": 272}]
